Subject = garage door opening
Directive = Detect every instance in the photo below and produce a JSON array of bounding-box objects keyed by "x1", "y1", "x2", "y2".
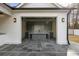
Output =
[{"x1": 22, "y1": 17, "x2": 56, "y2": 43}]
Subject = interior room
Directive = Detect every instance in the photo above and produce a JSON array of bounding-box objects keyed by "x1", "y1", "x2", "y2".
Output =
[{"x1": 22, "y1": 17, "x2": 56, "y2": 42}]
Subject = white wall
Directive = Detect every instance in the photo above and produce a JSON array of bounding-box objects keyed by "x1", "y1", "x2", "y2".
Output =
[
  {"x1": 5, "y1": 16, "x2": 21, "y2": 44},
  {"x1": 0, "y1": 10, "x2": 68, "y2": 45},
  {"x1": 12, "y1": 10, "x2": 68, "y2": 45},
  {"x1": 58, "y1": 16, "x2": 67, "y2": 44},
  {"x1": 0, "y1": 15, "x2": 21, "y2": 45},
  {"x1": 0, "y1": 16, "x2": 10, "y2": 45},
  {"x1": 0, "y1": 35, "x2": 8, "y2": 45}
]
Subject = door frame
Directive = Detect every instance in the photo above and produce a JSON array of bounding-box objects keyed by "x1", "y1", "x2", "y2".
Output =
[{"x1": 21, "y1": 17, "x2": 57, "y2": 42}]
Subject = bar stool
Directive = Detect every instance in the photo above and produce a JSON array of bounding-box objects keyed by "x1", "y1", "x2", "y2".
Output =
[
  {"x1": 46, "y1": 34, "x2": 48, "y2": 39},
  {"x1": 50, "y1": 32, "x2": 53, "y2": 39},
  {"x1": 25, "y1": 32, "x2": 29, "y2": 39},
  {"x1": 30, "y1": 34, "x2": 32, "y2": 40}
]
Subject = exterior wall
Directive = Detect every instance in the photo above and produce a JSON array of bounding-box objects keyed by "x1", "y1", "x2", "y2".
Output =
[
  {"x1": 0, "y1": 17, "x2": 9, "y2": 45},
  {"x1": 0, "y1": 10, "x2": 68, "y2": 45},
  {"x1": 57, "y1": 15, "x2": 67, "y2": 44},
  {"x1": 0, "y1": 16, "x2": 21, "y2": 45},
  {"x1": 0, "y1": 35, "x2": 7, "y2": 45},
  {"x1": 23, "y1": 20, "x2": 52, "y2": 33},
  {"x1": 13, "y1": 10, "x2": 68, "y2": 45}
]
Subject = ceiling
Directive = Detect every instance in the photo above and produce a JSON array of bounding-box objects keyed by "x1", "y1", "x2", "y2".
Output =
[{"x1": 5, "y1": 3, "x2": 65, "y2": 8}]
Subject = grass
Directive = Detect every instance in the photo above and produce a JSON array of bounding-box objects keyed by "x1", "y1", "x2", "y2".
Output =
[{"x1": 69, "y1": 35, "x2": 79, "y2": 43}]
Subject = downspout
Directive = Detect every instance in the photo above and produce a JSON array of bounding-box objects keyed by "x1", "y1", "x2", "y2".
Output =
[{"x1": 67, "y1": 9, "x2": 72, "y2": 45}]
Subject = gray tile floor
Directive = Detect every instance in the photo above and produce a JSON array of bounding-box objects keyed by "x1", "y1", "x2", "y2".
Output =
[{"x1": 0, "y1": 39, "x2": 68, "y2": 56}]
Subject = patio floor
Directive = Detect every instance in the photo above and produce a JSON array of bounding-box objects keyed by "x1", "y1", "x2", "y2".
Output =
[{"x1": 0, "y1": 39, "x2": 68, "y2": 56}]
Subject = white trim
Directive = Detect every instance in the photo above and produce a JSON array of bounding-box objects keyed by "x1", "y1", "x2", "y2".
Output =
[
  {"x1": 16, "y1": 3, "x2": 24, "y2": 8},
  {"x1": 16, "y1": 3, "x2": 64, "y2": 8},
  {"x1": 0, "y1": 4, "x2": 12, "y2": 16},
  {"x1": 55, "y1": 3, "x2": 64, "y2": 8}
]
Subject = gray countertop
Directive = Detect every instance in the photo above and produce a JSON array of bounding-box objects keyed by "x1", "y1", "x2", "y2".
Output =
[{"x1": 29, "y1": 32, "x2": 49, "y2": 34}]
